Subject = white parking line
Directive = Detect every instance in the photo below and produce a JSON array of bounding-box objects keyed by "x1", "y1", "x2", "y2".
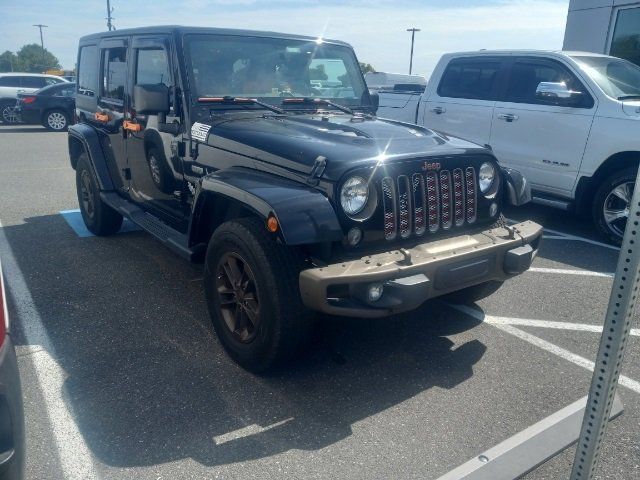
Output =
[
  {"x1": 528, "y1": 267, "x2": 614, "y2": 278},
  {"x1": 476, "y1": 314, "x2": 639, "y2": 337},
  {"x1": 0, "y1": 220, "x2": 99, "y2": 480},
  {"x1": 213, "y1": 418, "x2": 293, "y2": 445},
  {"x1": 507, "y1": 218, "x2": 620, "y2": 251},
  {"x1": 451, "y1": 304, "x2": 640, "y2": 394}
]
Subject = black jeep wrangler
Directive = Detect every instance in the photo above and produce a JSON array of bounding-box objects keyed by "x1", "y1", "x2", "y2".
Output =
[{"x1": 68, "y1": 26, "x2": 542, "y2": 371}]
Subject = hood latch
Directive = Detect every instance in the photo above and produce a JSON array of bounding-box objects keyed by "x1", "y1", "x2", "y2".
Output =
[{"x1": 307, "y1": 156, "x2": 327, "y2": 186}]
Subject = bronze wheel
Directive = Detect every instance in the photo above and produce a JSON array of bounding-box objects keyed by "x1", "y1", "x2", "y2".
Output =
[{"x1": 215, "y1": 252, "x2": 261, "y2": 344}]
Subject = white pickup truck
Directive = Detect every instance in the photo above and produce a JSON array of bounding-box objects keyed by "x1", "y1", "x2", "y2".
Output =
[{"x1": 377, "y1": 50, "x2": 640, "y2": 243}]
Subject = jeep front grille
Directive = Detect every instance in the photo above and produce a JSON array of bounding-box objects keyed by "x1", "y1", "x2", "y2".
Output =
[{"x1": 381, "y1": 167, "x2": 477, "y2": 240}]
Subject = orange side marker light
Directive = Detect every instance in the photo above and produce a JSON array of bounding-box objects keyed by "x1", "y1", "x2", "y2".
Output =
[{"x1": 267, "y1": 215, "x2": 279, "y2": 233}]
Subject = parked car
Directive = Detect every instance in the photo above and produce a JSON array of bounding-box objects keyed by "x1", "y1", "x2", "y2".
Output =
[
  {"x1": 0, "y1": 73, "x2": 68, "y2": 124},
  {"x1": 15, "y1": 82, "x2": 76, "y2": 131},
  {"x1": 68, "y1": 26, "x2": 541, "y2": 372},
  {"x1": 0, "y1": 260, "x2": 25, "y2": 479},
  {"x1": 377, "y1": 50, "x2": 640, "y2": 244}
]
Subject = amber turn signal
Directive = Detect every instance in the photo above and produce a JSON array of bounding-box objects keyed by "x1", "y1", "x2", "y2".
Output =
[{"x1": 267, "y1": 215, "x2": 279, "y2": 233}]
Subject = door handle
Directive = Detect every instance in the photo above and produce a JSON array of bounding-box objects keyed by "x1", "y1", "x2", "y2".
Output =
[
  {"x1": 123, "y1": 120, "x2": 143, "y2": 132},
  {"x1": 497, "y1": 113, "x2": 518, "y2": 122},
  {"x1": 94, "y1": 111, "x2": 110, "y2": 123},
  {"x1": 431, "y1": 106, "x2": 446, "y2": 114}
]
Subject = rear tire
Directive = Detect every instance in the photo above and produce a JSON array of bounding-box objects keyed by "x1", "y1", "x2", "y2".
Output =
[
  {"x1": 75, "y1": 153, "x2": 123, "y2": 235},
  {"x1": 43, "y1": 109, "x2": 69, "y2": 131},
  {"x1": 147, "y1": 147, "x2": 175, "y2": 194},
  {"x1": 204, "y1": 217, "x2": 313, "y2": 372},
  {"x1": 592, "y1": 167, "x2": 637, "y2": 245}
]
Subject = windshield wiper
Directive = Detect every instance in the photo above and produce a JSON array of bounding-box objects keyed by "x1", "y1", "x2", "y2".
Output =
[
  {"x1": 617, "y1": 95, "x2": 640, "y2": 101},
  {"x1": 282, "y1": 97, "x2": 356, "y2": 115},
  {"x1": 198, "y1": 96, "x2": 285, "y2": 114}
]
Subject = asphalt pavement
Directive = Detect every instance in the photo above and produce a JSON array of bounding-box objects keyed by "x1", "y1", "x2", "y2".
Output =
[{"x1": 0, "y1": 124, "x2": 638, "y2": 479}]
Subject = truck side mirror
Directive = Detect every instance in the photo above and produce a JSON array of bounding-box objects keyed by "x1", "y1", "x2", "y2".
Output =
[
  {"x1": 535, "y1": 81, "x2": 584, "y2": 106},
  {"x1": 369, "y1": 92, "x2": 379, "y2": 113},
  {"x1": 134, "y1": 84, "x2": 170, "y2": 115}
]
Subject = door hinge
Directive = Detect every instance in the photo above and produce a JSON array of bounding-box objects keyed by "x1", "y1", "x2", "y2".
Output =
[{"x1": 122, "y1": 168, "x2": 131, "y2": 180}]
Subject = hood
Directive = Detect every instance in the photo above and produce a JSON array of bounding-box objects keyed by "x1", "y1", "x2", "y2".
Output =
[{"x1": 201, "y1": 112, "x2": 488, "y2": 180}]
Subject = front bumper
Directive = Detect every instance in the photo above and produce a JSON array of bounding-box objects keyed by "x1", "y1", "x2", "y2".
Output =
[{"x1": 299, "y1": 220, "x2": 542, "y2": 317}]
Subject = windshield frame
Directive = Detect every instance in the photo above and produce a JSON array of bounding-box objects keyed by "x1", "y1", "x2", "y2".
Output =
[
  {"x1": 571, "y1": 54, "x2": 640, "y2": 101},
  {"x1": 182, "y1": 33, "x2": 372, "y2": 111}
]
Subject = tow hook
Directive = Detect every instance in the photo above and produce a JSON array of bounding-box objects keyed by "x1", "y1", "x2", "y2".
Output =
[
  {"x1": 398, "y1": 248, "x2": 412, "y2": 265},
  {"x1": 505, "y1": 225, "x2": 516, "y2": 240}
]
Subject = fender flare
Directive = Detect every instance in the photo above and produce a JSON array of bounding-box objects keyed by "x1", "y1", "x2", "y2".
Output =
[
  {"x1": 190, "y1": 167, "x2": 343, "y2": 246},
  {"x1": 68, "y1": 123, "x2": 115, "y2": 190}
]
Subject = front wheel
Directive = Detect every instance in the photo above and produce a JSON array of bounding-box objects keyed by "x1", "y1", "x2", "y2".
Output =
[
  {"x1": 593, "y1": 167, "x2": 637, "y2": 245},
  {"x1": 76, "y1": 153, "x2": 123, "y2": 235},
  {"x1": 0, "y1": 100, "x2": 18, "y2": 124},
  {"x1": 204, "y1": 217, "x2": 313, "y2": 372}
]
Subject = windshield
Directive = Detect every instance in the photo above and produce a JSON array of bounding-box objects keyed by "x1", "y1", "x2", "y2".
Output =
[
  {"x1": 185, "y1": 34, "x2": 368, "y2": 107},
  {"x1": 573, "y1": 55, "x2": 640, "y2": 99}
]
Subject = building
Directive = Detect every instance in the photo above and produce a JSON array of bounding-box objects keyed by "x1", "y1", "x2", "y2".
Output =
[{"x1": 563, "y1": 0, "x2": 640, "y2": 66}]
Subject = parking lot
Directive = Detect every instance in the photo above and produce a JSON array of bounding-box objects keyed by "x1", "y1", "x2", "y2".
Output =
[{"x1": 0, "y1": 124, "x2": 638, "y2": 479}]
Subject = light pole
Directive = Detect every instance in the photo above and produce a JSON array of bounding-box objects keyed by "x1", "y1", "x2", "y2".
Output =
[
  {"x1": 106, "y1": 0, "x2": 115, "y2": 31},
  {"x1": 33, "y1": 24, "x2": 48, "y2": 71},
  {"x1": 406, "y1": 27, "x2": 420, "y2": 75}
]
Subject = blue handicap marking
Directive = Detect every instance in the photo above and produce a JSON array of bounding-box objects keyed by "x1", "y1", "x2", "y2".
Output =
[{"x1": 60, "y1": 209, "x2": 142, "y2": 238}]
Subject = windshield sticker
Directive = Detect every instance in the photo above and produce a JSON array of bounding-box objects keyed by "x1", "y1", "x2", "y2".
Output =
[{"x1": 191, "y1": 122, "x2": 211, "y2": 142}]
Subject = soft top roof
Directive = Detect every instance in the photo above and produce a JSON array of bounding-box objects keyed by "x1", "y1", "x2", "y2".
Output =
[{"x1": 79, "y1": 25, "x2": 350, "y2": 48}]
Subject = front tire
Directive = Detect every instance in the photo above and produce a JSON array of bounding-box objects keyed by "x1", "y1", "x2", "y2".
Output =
[
  {"x1": 204, "y1": 218, "x2": 313, "y2": 372},
  {"x1": 593, "y1": 167, "x2": 637, "y2": 245},
  {"x1": 75, "y1": 153, "x2": 123, "y2": 235},
  {"x1": 0, "y1": 100, "x2": 18, "y2": 124},
  {"x1": 43, "y1": 109, "x2": 69, "y2": 131}
]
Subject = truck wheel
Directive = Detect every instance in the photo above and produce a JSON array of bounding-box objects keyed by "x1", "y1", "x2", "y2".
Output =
[
  {"x1": 75, "y1": 153, "x2": 123, "y2": 235},
  {"x1": 147, "y1": 147, "x2": 175, "y2": 195},
  {"x1": 0, "y1": 100, "x2": 18, "y2": 124},
  {"x1": 593, "y1": 167, "x2": 637, "y2": 245},
  {"x1": 204, "y1": 217, "x2": 313, "y2": 372},
  {"x1": 443, "y1": 280, "x2": 504, "y2": 304},
  {"x1": 43, "y1": 109, "x2": 69, "y2": 131}
]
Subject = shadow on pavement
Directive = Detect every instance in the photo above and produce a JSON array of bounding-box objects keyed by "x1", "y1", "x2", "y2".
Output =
[
  {"x1": 2, "y1": 213, "x2": 486, "y2": 468},
  {"x1": 0, "y1": 126, "x2": 49, "y2": 133}
]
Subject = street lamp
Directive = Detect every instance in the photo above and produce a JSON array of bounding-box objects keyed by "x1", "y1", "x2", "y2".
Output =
[
  {"x1": 33, "y1": 24, "x2": 48, "y2": 71},
  {"x1": 406, "y1": 28, "x2": 420, "y2": 75}
]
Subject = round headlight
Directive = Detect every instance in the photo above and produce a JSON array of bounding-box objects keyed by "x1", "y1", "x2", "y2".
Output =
[
  {"x1": 479, "y1": 162, "x2": 496, "y2": 193},
  {"x1": 340, "y1": 176, "x2": 369, "y2": 215}
]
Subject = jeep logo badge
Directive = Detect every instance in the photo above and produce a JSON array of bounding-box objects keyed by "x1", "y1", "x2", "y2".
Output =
[{"x1": 422, "y1": 161, "x2": 441, "y2": 171}]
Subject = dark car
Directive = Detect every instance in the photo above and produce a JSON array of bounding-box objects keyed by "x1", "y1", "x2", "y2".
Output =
[
  {"x1": 15, "y1": 82, "x2": 76, "y2": 131},
  {"x1": 0, "y1": 260, "x2": 25, "y2": 479},
  {"x1": 68, "y1": 26, "x2": 542, "y2": 372}
]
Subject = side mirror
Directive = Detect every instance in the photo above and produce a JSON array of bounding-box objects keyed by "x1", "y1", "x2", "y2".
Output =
[
  {"x1": 369, "y1": 92, "x2": 379, "y2": 113},
  {"x1": 134, "y1": 84, "x2": 170, "y2": 115},
  {"x1": 535, "y1": 82, "x2": 584, "y2": 106}
]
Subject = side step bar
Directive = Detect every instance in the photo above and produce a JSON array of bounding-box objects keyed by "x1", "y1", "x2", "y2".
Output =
[
  {"x1": 100, "y1": 192, "x2": 198, "y2": 261},
  {"x1": 531, "y1": 195, "x2": 572, "y2": 211}
]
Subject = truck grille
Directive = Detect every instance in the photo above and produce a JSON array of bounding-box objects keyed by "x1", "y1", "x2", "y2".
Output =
[{"x1": 381, "y1": 167, "x2": 477, "y2": 241}]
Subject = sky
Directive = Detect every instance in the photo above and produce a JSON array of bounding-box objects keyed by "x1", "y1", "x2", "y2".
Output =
[{"x1": 0, "y1": 0, "x2": 570, "y2": 78}]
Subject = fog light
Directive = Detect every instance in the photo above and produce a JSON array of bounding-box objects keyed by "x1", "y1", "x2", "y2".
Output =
[
  {"x1": 347, "y1": 227, "x2": 363, "y2": 246},
  {"x1": 367, "y1": 283, "x2": 384, "y2": 302},
  {"x1": 489, "y1": 202, "x2": 498, "y2": 217}
]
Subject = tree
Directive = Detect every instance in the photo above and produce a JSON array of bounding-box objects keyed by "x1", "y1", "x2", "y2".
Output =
[
  {"x1": 14, "y1": 44, "x2": 61, "y2": 73},
  {"x1": 0, "y1": 51, "x2": 17, "y2": 72},
  {"x1": 309, "y1": 64, "x2": 328, "y2": 81},
  {"x1": 359, "y1": 62, "x2": 376, "y2": 74}
]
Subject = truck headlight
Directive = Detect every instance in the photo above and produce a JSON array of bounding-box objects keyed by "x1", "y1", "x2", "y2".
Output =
[
  {"x1": 340, "y1": 176, "x2": 369, "y2": 215},
  {"x1": 479, "y1": 162, "x2": 496, "y2": 193}
]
